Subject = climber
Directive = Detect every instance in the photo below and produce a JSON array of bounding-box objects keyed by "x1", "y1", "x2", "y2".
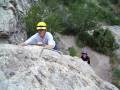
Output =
[
  {"x1": 20, "y1": 22, "x2": 56, "y2": 49},
  {"x1": 81, "y1": 50, "x2": 90, "y2": 64}
]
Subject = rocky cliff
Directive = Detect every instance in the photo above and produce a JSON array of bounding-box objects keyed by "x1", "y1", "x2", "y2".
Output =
[
  {"x1": 0, "y1": 44, "x2": 118, "y2": 90},
  {"x1": 0, "y1": 0, "x2": 33, "y2": 44}
]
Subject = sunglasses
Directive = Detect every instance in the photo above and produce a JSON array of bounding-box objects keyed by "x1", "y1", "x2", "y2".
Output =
[{"x1": 37, "y1": 29, "x2": 45, "y2": 32}]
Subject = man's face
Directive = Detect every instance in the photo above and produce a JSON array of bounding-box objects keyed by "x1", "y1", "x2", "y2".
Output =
[
  {"x1": 38, "y1": 29, "x2": 46, "y2": 38},
  {"x1": 82, "y1": 53, "x2": 87, "y2": 58}
]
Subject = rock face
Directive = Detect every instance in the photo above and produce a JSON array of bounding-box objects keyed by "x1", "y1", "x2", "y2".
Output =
[
  {"x1": 0, "y1": 44, "x2": 118, "y2": 90},
  {"x1": 90, "y1": 49, "x2": 112, "y2": 82},
  {"x1": 0, "y1": 0, "x2": 33, "y2": 44}
]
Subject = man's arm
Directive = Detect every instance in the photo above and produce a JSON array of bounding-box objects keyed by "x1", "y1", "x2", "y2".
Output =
[
  {"x1": 47, "y1": 33, "x2": 56, "y2": 49},
  {"x1": 44, "y1": 45, "x2": 54, "y2": 49},
  {"x1": 20, "y1": 33, "x2": 37, "y2": 46},
  {"x1": 87, "y1": 57, "x2": 90, "y2": 64},
  {"x1": 19, "y1": 43, "x2": 27, "y2": 46}
]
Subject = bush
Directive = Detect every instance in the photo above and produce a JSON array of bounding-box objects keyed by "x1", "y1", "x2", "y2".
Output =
[
  {"x1": 76, "y1": 35, "x2": 85, "y2": 48},
  {"x1": 76, "y1": 31, "x2": 93, "y2": 46},
  {"x1": 110, "y1": 52, "x2": 120, "y2": 89},
  {"x1": 110, "y1": 54, "x2": 120, "y2": 66},
  {"x1": 112, "y1": 68, "x2": 120, "y2": 88},
  {"x1": 112, "y1": 80, "x2": 120, "y2": 89},
  {"x1": 109, "y1": 0, "x2": 119, "y2": 5},
  {"x1": 76, "y1": 28, "x2": 119, "y2": 55},
  {"x1": 113, "y1": 68, "x2": 120, "y2": 78},
  {"x1": 92, "y1": 28, "x2": 119, "y2": 54},
  {"x1": 69, "y1": 2, "x2": 98, "y2": 32},
  {"x1": 68, "y1": 47, "x2": 77, "y2": 56}
]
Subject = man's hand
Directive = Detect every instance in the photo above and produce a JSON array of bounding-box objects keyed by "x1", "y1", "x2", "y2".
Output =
[
  {"x1": 44, "y1": 45, "x2": 54, "y2": 49},
  {"x1": 19, "y1": 43, "x2": 27, "y2": 46}
]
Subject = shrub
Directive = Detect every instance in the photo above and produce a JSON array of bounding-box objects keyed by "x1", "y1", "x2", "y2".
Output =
[
  {"x1": 76, "y1": 31, "x2": 93, "y2": 45},
  {"x1": 76, "y1": 28, "x2": 119, "y2": 55},
  {"x1": 69, "y1": 2, "x2": 98, "y2": 32},
  {"x1": 92, "y1": 28, "x2": 119, "y2": 54},
  {"x1": 113, "y1": 68, "x2": 120, "y2": 78},
  {"x1": 112, "y1": 68, "x2": 120, "y2": 88},
  {"x1": 109, "y1": 0, "x2": 119, "y2": 5},
  {"x1": 68, "y1": 47, "x2": 77, "y2": 56}
]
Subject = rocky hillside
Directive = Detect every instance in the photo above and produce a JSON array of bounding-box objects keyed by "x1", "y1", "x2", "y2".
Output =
[{"x1": 0, "y1": 44, "x2": 118, "y2": 90}]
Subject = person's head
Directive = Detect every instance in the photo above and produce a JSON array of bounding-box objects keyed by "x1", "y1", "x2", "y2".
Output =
[
  {"x1": 36, "y1": 22, "x2": 47, "y2": 38},
  {"x1": 81, "y1": 50, "x2": 88, "y2": 58},
  {"x1": 82, "y1": 52, "x2": 87, "y2": 57}
]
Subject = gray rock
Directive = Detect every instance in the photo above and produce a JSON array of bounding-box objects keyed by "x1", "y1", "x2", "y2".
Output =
[
  {"x1": 0, "y1": 44, "x2": 118, "y2": 90},
  {"x1": 0, "y1": 0, "x2": 32, "y2": 44}
]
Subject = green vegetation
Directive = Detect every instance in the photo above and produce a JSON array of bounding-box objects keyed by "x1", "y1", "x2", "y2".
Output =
[
  {"x1": 23, "y1": 0, "x2": 120, "y2": 36},
  {"x1": 110, "y1": 53, "x2": 120, "y2": 88},
  {"x1": 68, "y1": 47, "x2": 77, "y2": 56},
  {"x1": 110, "y1": 54, "x2": 120, "y2": 67},
  {"x1": 113, "y1": 68, "x2": 120, "y2": 79},
  {"x1": 77, "y1": 28, "x2": 119, "y2": 55},
  {"x1": 91, "y1": 29, "x2": 119, "y2": 54},
  {"x1": 112, "y1": 68, "x2": 120, "y2": 88}
]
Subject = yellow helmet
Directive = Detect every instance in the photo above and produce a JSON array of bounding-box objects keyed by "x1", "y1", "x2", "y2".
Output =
[
  {"x1": 37, "y1": 22, "x2": 47, "y2": 27},
  {"x1": 36, "y1": 22, "x2": 47, "y2": 30}
]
